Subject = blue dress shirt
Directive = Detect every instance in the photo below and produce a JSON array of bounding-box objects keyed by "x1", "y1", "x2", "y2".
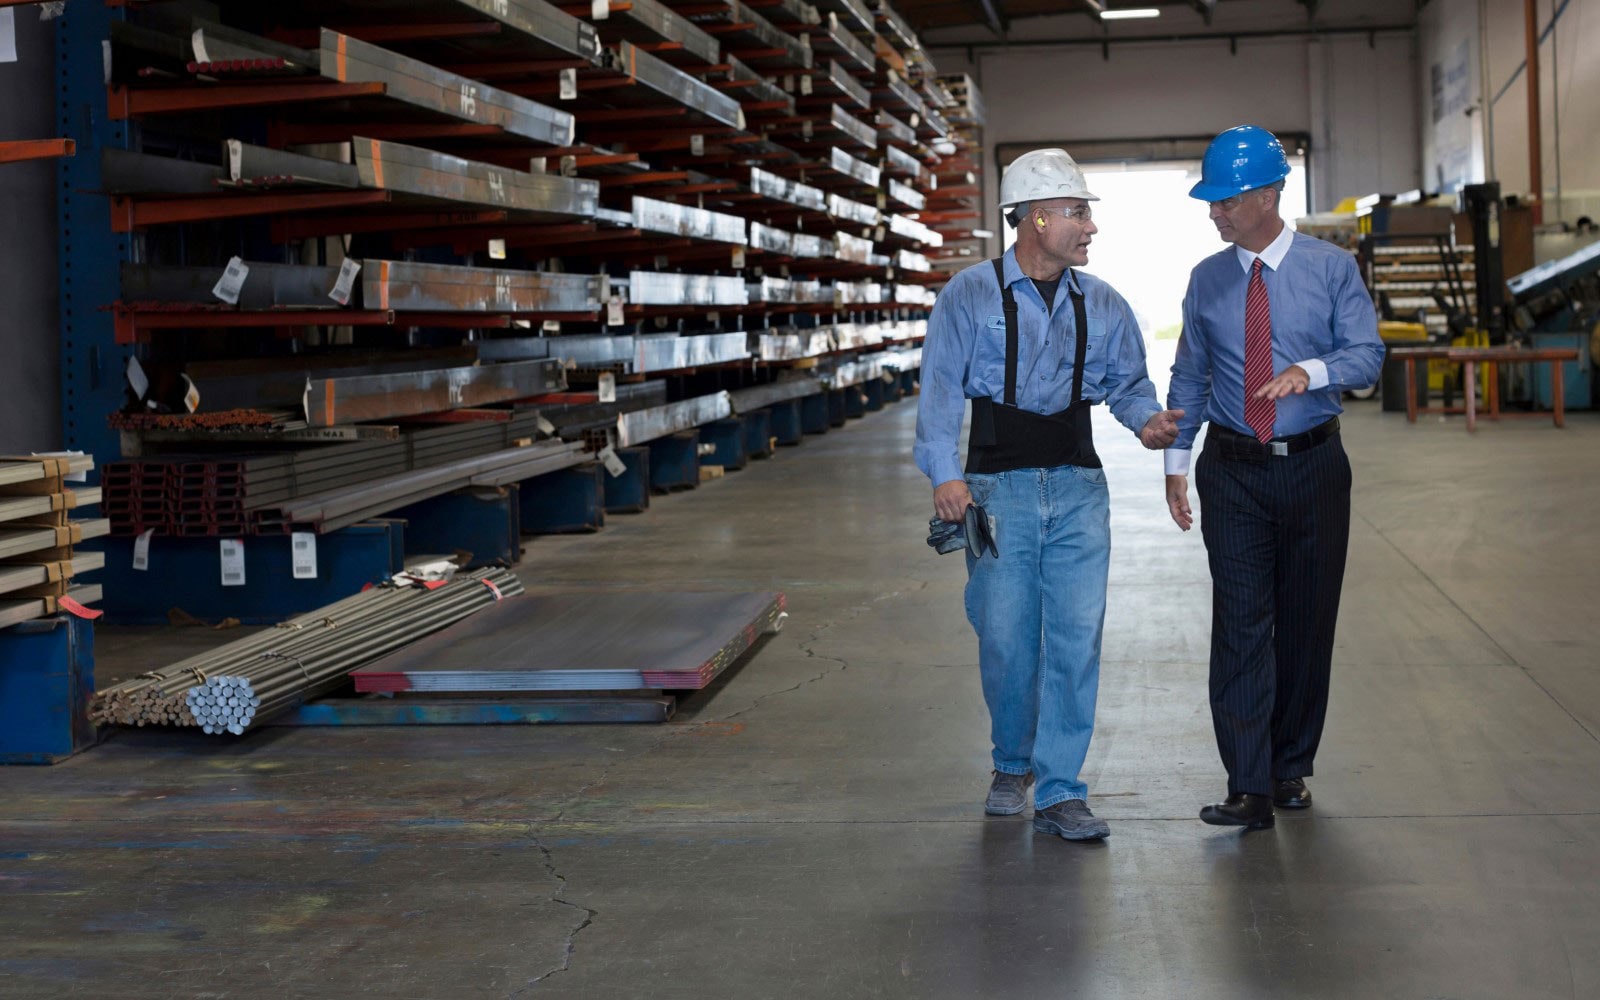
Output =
[
  {"x1": 1165, "y1": 228, "x2": 1383, "y2": 474},
  {"x1": 914, "y1": 247, "x2": 1163, "y2": 487}
]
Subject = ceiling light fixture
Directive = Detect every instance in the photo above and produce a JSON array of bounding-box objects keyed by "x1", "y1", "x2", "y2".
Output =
[{"x1": 1100, "y1": 7, "x2": 1162, "y2": 19}]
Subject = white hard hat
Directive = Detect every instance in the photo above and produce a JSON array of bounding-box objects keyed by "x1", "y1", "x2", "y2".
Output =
[{"x1": 998, "y1": 148, "x2": 1099, "y2": 207}]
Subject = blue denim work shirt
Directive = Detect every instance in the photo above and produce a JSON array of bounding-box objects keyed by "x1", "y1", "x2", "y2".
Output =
[
  {"x1": 914, "y1": 248, "x2": 1163, "y2": 487},
  {"x1": 1167, "y1": 231, "x2": 1383, "y2": 465}
]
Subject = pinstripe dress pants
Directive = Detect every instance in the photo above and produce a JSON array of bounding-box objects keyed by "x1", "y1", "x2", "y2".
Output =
[{"x1": 1194, "y1": 432, "x2": 1352, "y2": 797}]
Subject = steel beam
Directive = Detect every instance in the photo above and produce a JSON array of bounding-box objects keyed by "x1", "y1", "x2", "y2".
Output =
[
  {"x1": 616, "y1": 391, "x2": 733, "y2": 446},
  {"x1": 354, "y1": 137, "x2": 600, "y2": 218},
  {"x1": 303, "y1": 359, "x2": 567, "y2": 427},
  {"x1": 363, "y1": 260, "x2": 603, "y2": 313}
]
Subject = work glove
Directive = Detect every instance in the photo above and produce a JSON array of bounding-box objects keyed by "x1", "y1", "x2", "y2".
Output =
[{"x1": 925, "y1": 503, "x2": 998, "y2": 559}]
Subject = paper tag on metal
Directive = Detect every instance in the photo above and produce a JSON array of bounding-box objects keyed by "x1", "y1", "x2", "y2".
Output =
[
  {"x1": 559, "y1": 68, "x2": 578, "y2": 101},
  {"x1": 212, "y1": 257, "x2": 249, "y2": 304},
  {"x1": 101, "y1": 39, "x2": 112, "y2": 83},
  {"x1": 690, "y1": 134, "x2": 705, "y2": 157},
  {"x1": 487, "y1": 238, "x2": 507, "y2": 261},
  {"x1": 607, "y1": 296, "x2": 625, "y2": 326},
  {"x1": 291, "y1": 531, "x2": 318, "y2": 580},
  {"x1": 189, "y1": 28, "x2": 210, "y2": 64},
  {"x1": 58, "y1": 596, "x2": 104, "y2": 621},
  {"x1": 592, "y1": 0, "x2": 610, "y2": 19},
  {"x1": 707, "y1": 311, "x2": 721, "y2": 324},
  {"x1": 126, "y1": 355, "x2": 151, "y2": 401},
  {"x1": 599, "y1": 445, "x2": 627, "y2": 478},
  {"x1": 732, "y1": 246, "x2": 746, "y2": 269},
  {"x1": 181, "y1": 375, "x2": 201, "y2": 413},
  {"x1": 481, "y1": 578, "x2": 504, "y2": 601},
  {"x1": 542, "y1": 320, "x2": 561, "y2": 334},
  {"x1": 535, "y1": 414, "x2": 556, "y2": 436},
  {"x1": 800, "y1": 74, "x2": 813, "y2": 96},
  {"x1": 597, "y1": 372, "x2": 617, "y2": 403},
  {"x1": 219, "y1": 539, "x2": 246, "y2": 587},
  {"x1": 133, "y1": 529, "x2": 154, "y2": 571},
  {"x1": 328, "y1": 257, "x2": 361, "y2": 304}
]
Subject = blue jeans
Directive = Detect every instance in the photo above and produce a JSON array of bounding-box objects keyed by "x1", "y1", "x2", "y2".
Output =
[{"x1": 963, "y1": 465, "x2": 1111, "y2": 809}]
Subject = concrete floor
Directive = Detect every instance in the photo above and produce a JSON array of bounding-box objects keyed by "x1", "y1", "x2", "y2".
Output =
[{"x1": 4, "y1": 359, "x2": 1600, "y2": 999}]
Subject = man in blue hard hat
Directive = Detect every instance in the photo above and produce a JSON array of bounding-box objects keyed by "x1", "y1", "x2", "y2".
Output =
[
  {"x1": 916, "y1": 148, "x2": 1185, "y2": 842},
  {"x1": 1163, "y1": 126, "x2": 1383, "y2": 830}
]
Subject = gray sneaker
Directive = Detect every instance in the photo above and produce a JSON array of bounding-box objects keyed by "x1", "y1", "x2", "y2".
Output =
[
  {"x1": 1033, "y1": 799, "x2": 1111, "y2": 841},
  {"x1": 984, "y1": 771, "x2": 1034, "y2": 815}
]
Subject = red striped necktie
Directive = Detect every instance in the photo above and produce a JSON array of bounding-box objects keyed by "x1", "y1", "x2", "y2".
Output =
[{"x1": 1243, "y1": 258, "x2": 1276, "y2": 443}]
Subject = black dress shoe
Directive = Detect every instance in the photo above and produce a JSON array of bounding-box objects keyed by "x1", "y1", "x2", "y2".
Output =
[
  {"x1": 1273, "y1": 778, "x2": 1311, "y2": 809},
  {"x1": 1200, "y1": 793, "x2": 1274, "y2": 829}
]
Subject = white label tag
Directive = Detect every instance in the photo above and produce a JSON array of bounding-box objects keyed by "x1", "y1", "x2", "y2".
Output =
[
  {"x1": 126, "y1": 355, "x2": 151, "y2": 401},
  {"x1": 802, "y1": 119, "x2": 813, "y2": 140},
  {"x1": 542, "y1": 319, "x2": 561, "y2": 333},
  {"x1": 559, "y1": 68, "x2": 577, "y2": 100},
  {"x1": 732, "y1": 246, "x2": 746, "y2": 269},
  {"x1": 592, "y1": 0, "x2": 610, "y2": 18},
  {"x1": 597, "y1": 372, "x2": 617, "y2": 403},
  {"x1": 327, "y1": 257, "x2": 361, "y2": 304},
  {"x1": 180, "y1": 374, "x2": 201, "y2": 413},
  {"x1": 132, "y1": 529, "x2": 153, "y2": 571},
  {"x1": 529, "y1": 156, "x2": 547, "y2": 174},
  {"x1": 654, "y1": 254, "x2": 669, "y2": 269},
  {"x1": 535, "y1": 414, "x2": 557, "y2": 436},
  {"x1": 488, "y1": 238, "x2": 507, "y2": 260},
  {"x1": 606, "y1": 296, "x2": 625, "y2": 326},
  {"x1": 0, "y1": 11, "x2": 17, "y2": 62},
  {"x1": 212, "y1": 256, "x2": 249, "y2": 304},
  {"x1": 102, "y1": 38, "x2": 112, "y2": 83},
  {"x1": 291, "y1": 531, "x2": 318, "y2": 580},
  {"x1": 459, "y1": 82, "x2": 478, "y2": 117},
  {"x1": 800, "y1": 74, "x2": 813, "y2": 96},
  {"x1": 219, "y1": 539, "x2": 246, "y2": 587},
  {"x1": 189, "y1": 28, "x2": 210, "y2": 65},
  {"x1": 599, "y1": 445, "x2": 627, "y2": 477},
  {"x1": 690, "y1": 134, "x2": 705, "y2": 156},
  {"x1": 560, "y1": 154, "x2": 577, "y2": 176},
  {"x1": 707, "y1": 311, "x2": 721, "y2": 324}
]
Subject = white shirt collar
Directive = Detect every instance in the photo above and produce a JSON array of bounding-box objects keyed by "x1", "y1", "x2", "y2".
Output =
[{"x1": 1234, "y1": 222, "x2": 1294, "y2": 273}]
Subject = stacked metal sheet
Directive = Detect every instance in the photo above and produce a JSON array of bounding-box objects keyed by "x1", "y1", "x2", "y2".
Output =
[
  {"x1": 0, "y1": 454, "x2": 106, "y2": 628},
  {"x1": 351, "y1": 591, "x2": 787, "y2": 692}
]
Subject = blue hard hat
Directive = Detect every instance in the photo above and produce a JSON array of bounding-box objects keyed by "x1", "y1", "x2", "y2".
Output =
[{"x1": 1189, "y1": 125, "x2": 1291, "y2": 202}]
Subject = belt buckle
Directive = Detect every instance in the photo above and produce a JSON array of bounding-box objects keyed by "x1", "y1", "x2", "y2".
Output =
[{"x1": 1269, "y1": 441, "x2": 1290, "y2": 457}]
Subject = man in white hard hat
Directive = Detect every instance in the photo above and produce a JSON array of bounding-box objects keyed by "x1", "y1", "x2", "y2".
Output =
[
  {"x1": 915, "y1": 148, "x2": 1184, "y2": 842},
  {"x1": 1165, "y1": 126, "x2": 1383, "y2": 831}
]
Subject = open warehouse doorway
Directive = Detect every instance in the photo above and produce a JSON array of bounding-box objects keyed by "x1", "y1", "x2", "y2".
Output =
[{"x1": 999, "y1": 138, "x2": 1311, "y2": 393}]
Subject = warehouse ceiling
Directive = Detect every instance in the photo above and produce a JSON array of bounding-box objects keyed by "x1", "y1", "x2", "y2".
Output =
[{"x1": 900, "y1": 0, "x2": 1419, "y2": 42}]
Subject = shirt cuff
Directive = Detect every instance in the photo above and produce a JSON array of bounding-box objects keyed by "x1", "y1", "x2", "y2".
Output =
[
  {"x1": 928, "y1": 457, "x2": 964, "y2": 488},
  {"x1": 1164, "y1": 448, "x2": 1192, "y2": 476},
  {"x1": 1296, "y1": 358, "x2": 1329, "y2": 390}
]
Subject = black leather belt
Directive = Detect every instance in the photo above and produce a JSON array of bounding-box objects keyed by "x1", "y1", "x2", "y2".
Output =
[{"x1": 1206, "y1": 417, "x2": 1339, "y2": 462}]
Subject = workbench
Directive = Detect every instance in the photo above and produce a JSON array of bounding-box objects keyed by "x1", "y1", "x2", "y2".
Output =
[{"x1": 1388, "y1": 345, "x2": 1581, "y2": 431}]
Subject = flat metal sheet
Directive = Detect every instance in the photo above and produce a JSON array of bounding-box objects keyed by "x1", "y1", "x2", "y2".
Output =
[
  {"x1": 829, "y1": 146, "x2": 880, "y2": 186},
  {"x1": 355, "y1": 138, "x2": 599, "y2": 218},
  {"x1": 756, "y1": 330, "x2": 834, "y2": 360},
  {"x1": 636, "y1": 333, "x2": 750, "y2": 370},
  {"x1": 616, "y1": 391, "x2": 732, "y2": 446},
  {"x1": 834, "y1": 231, "x2": 873, "y2": 264},
  {"x1": 791, "y1": 232, "x2": 835, "y2": 258},
  {"x1": 749, "y1": 222, "x2": 795, "y2": 255},
  {"x1": 320, "y1": 30, "x2": 575, "y2": 146},
  {"x1": 606, "y1": 41, "x2": 745, "y2": 129},
  {"x1": 830, "y1": 104, "x2": 877, "y2": 149},
  {"x1": 226, "y1": 141, "x2": 362, "y2": 188},
  {"x1": 751, "y1": 167, "x2": 827, "y2": 213},
  {"x1": 887, "y1": 178, "x2": 924, "y2": 210},
  {"x1": 824, "y1": 60, "x2": 871, "y2": 109},
  {"x1": 590, "y1": 0, "x2": 721, "y2": 64},
  {"x1": 828, "y1": 192, "x2": 879, "y2": 226},
  {"x1": 815, "y1": 0, "x2": 875, "y2": 34},
  {"x1": 895, "y1": 249, "x2": 931, "y2": 272},
  {"x1": 812, "y1": 12, "x2": 874, "y2": 73},
  {"x1": 274, "y1": 0, "x2": 604, "y2": 65},
  {"x1": 350, "y1": 591, "x2": 786, "y2": 691},
  {"x1": 884, "y1": 144, "x2": 921, "y2": 178},
  {"x1": 876, "y1": 108, "x2": 916, "y2": 146},
  {"x1": 303, "y1": 359, "x2": 566, "y2": 426},
  {"x1": 101, "y1": 149, "x2": 226, "y2": 195},
  {"x1": 363, "y1": 260, "x2": 602, "y2": 313},
  {"x1": 728, "y1": 375, "x2": 827, "y2": 410}
]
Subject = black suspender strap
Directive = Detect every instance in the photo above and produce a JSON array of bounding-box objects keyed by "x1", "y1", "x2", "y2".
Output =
[
  {"x1": 991, "y1": 257, "x2": 1019, "y2": 407},
  {"x1": 1068, "y1": 273, "x2": 1088, "y2": 408}
]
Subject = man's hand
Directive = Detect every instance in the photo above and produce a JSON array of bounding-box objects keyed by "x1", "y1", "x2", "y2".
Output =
[
  {"x1": 1254, "y1": 364, "x2": 1310, "y2": 401},
  {"x1": 1166, "y1": 474, "x2": 1193, "y2": 531},
  {"x1": 933, "y1": 480, "x2": 972, "y2": 523},
  {"x1": 1139, "y1": 408, "x2": 1186, "y2": 450}
]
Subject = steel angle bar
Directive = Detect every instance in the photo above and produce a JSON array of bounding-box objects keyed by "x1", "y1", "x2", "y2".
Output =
[
  {"x1": 468, "y1": 443, "x2": 589, "y2": 486},
  {"x1": 320, "y1": 31, "x2": 576, "y2": 147},
  {"x1": 101, "y1": 149, "x2": 226, "y2": 195},
  {"x1": 728, "y1": 374, "x2": 826, "y2": 410},
  {"x1": 0, "y1": 520, "x2": 111, "y2": 560},
  {"x1": 874, "y1": 1, "x2": 919, "y2": 52},
  {"x1": 828, "y1": 192, "x2": 879, "y2": 227},
  {"x1": 813, "y1": 0, "x2": 875, "y2": 34},
  {"x1": 875, "y1": 108, "x2": 916, "y2": 148},
  {"x1": 303, "y1": 359, "x2": 565, "y2": 427},
  {"x1": 749, "y1": 167, "x2": 827, "y2": 213},
  {"x1": 0, "y1": 586, "x2": 102, "y2": 631},
  {"x1": 887, "y1": 178, "x2": 924, "y2": 210},
  {"x1": 628, "y1": 272, "x2": 749, "y2": 307},
  {"x1": 631, "y1": 196, "x2": 747, "y2": 244},
  {"x1": 603, "y1": 42, "x2": 745, "y2": 129},
  {"x1": 588, "y1": 0, "x2": 722, "y2": 65},
  {"x1": 0, "y1": 552, "x2": 105, "y2": 599},
  {"x1": 807, "y1": 12, "x2": 874, "y2": 73},
  {"x1": 191, "y1": 20, "x2": 318, "y2": 71},
  {"x1": 919, "y1": 108, "x2": 952, "y2": 140},
  {"x1": 635, "y1": 332, "x2": 750, "y2": 370},
  {"x1": 878, "y1": 70, "x2": 926, "y2": 120},
  {"x1": 225, "y1": 141, "x2": 361, "y2": 188},
  {"x1": 829, "y1": 146, "x2": 879, "y2": 186},
  {"x1": 884, "y1": 144, "x2": 921, "y2": 179},
  {"x1": 354, "y1": 138, "x2": 599, "y2": 218},
  {"x1": 616, "y1": 391, "x2": 732, "y2": 446},
  {"x1": 363, "y1": 260, "x2": 602, "y2": 313},
  {"x1": 795, "y1": 60, "x2": 869, "y2": 109},
  {"x1": 0, "y1": 489, "x2": 101, "y2": 526},
  {"x1": 0, "y1": 456, "x2": 96, "y2": 487},
  {"x1": 121, "y1": 262, "x2": 347, "y2": 309},
  {"x1": 749, "y1": 221, "x2": 795, "y2": 255},
  {"x1": 829, "y1": 104, "x2": 877, "y2": 149}
]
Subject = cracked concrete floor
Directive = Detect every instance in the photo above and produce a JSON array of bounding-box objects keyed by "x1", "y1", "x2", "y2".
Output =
[{"x1": 5, "y1": 360, "x2": 1600, "y2": 999}]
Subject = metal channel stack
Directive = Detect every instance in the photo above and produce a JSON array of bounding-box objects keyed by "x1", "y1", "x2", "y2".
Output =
[
  {"x1": 81, "y1": 0, "x2": 959, "y2": 618},
  {"x1": 0, "y1": 456, "x2": 108, "y2": 629}
]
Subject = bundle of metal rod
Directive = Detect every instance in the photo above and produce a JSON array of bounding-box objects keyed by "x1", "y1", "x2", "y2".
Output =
[{"x1": 92, "y1": 568, "x2": 523, "y2": 730}]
